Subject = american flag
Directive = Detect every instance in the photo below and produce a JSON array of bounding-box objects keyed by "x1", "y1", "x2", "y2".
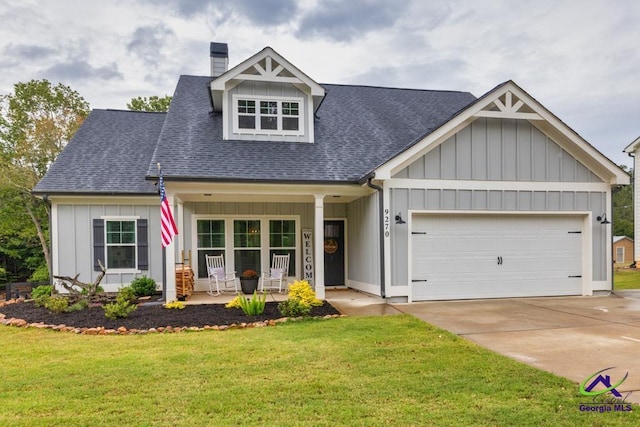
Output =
[{"x1": 159, "y1": 170, "x2": 178, "y2": 248}]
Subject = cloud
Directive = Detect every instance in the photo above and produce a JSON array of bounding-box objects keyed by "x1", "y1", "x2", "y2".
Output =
[
  {"x1": 144, "y1": 0, "x2": 297, "y2": 26},
  {"x1": 127, "y1": 24, "x2": 176, "y2": 67},
  {"x1": 44, "y1": 61, "x2": 123, "y2": 82},
  {"x1": 233, "y1": 0, "x2": 297, "y2": 26},
  {"x1": 296, "y1": 0, "x2": 411, "y2": 42},
  {"x1": 3, "y1": 43, "x2": 56, "y2": 60}
]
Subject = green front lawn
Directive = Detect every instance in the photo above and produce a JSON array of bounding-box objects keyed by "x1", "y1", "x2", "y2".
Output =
[
  {"x1": 0, "y1": 316, "x2": 637, "y2": 426},
  {"x1": 614, "y1": 266, "x2": 640, "y2": 290}
]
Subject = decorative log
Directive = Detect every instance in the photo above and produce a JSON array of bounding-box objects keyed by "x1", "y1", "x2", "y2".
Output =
[{"x1": 54, "y1": 260, "x2": 107, "y2": 296}]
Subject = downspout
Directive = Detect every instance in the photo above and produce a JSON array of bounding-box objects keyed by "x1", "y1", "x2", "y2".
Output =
[
  {"x1": 42, "y1": 194, "x2": 52, "y2": 285},
  {"x1": 366, "y1": 175, "x2": 386, "y2": 298}
]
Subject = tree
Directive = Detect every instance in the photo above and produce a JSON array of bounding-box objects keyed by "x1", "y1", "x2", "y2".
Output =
[
  {"x1": 127, "y1": 95, "x2": 172, "y2": 112},
  {"x1": 0, "y1": 79, "x2": 90, "y2": 281},
  {"x1": 613, "y1": 166, "x2": 633, "y2": 238}
]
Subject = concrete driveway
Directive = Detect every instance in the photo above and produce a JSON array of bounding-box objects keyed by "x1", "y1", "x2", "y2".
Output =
[{"x1": 392, "y1": 291, "x2": 640, "y2": 404}]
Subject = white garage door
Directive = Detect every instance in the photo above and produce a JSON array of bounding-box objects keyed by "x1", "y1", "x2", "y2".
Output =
[{"x1": 411, "y1": 214, "x2": 583, "y2": 301}]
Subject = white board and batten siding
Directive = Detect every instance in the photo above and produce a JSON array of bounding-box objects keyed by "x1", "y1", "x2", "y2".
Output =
[{"x1": 410, "y1": 213, "x2": 587, "y2": 301}]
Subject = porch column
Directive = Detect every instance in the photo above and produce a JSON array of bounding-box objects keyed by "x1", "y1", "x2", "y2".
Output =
[
  {"x1": 314, "y1": 194, "x2": 325, "y2": 299},
  {"x1": 165, "y1": 194, "x2": 177, "y2": 301}
]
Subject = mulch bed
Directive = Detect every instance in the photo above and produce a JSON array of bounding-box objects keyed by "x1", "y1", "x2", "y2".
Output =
[{"x1": 0, "y1": 299, "x2": 341, "y2": 332}]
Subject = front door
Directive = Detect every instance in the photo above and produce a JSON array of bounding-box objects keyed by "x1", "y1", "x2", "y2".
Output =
[{"x1": 324, "y1": 220, "x2": 345, "y2": 286}]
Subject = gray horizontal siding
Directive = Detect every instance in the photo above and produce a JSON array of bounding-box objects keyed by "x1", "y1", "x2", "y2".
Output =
[
  {"x1": 390, "y1": 188, "x2": 606, "y2": 287},
  {"x1": 395, "y1": 118, "x2": 602, "y2": 183}
]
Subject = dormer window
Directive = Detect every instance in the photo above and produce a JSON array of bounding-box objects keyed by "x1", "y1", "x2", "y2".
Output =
[{"x1": 233, "y1": 95, "x2": 303, "y2": 135}]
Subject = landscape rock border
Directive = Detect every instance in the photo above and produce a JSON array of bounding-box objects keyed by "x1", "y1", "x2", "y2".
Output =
[{"x1": 0, "y1": 298, "x2": 345, "y2": 335}]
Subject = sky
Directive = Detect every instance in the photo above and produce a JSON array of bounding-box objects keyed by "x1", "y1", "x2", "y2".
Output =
[{"x1": 0, "y1": 0, "x2": 638, "y2": 167}]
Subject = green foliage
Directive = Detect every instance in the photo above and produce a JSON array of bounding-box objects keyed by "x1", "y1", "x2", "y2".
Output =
[
  {"x1": 127, "y1": 95, "x2": 172, "y2": 112},
  {"x1": 67, "y1": 300, "x2": 89, "y2": 312},
  {"x1": 28, "y1": 264, "x2": 49, "y2": 282},
  {"x1": 613, "y1": 176, "x2": 633, "y2": 238},
  {"x1": 277, "y1": 298, "x2": 311, "y2": 317},
  {"x1": 130, "y1": 276, "x2": 157, "y2": 297},
  {"x1": 103, "y1": 291, "x2": 137, "y2": 319},
  {"x1": 117, "y1": 285, "x2": 138, "y2": 305},
  {"x1": 237, "y1": 291, "x2": 266, "y2": 316},
  {"x1": 43, "y1": 295, "x2": 69, "y2": 313},
  {"x1": 0, "y1": 79, "x2": 89, "y2": 281},
  {"x1": 31, "y1": 284, "x2": 53, "y2": 300}
]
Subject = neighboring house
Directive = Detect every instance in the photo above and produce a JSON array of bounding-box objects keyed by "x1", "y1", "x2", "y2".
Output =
[
  {"x1": 34, "y1": 43, "x2": 630, "y2": 302},
  {"x1": 613, "y1": 236, "x2": 634, "y2": 264}
]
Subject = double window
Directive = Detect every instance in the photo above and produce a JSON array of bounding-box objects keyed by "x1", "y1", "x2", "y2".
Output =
[
  {"x1": 234, "y1": 96, "x2": 303, "y2": 134},
  {"x1": 195, "y1": 218, "x2": 297, "y2": 279}
]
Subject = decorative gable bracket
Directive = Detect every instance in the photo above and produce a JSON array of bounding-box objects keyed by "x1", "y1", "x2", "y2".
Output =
[
  {"x1": 209, "y1": 47, "x2": 325, "y2": 113},
  {"x1": 474, "y1": 91, "x2": 542, "y2": 120},
  {"x1": 237, "y1": 56, "x2": 301, "y2": 84}
]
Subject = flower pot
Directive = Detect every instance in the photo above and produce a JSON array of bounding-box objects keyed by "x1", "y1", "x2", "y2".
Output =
[{"x1": 240, "y1": 277, "x2": 259, "y2": 294}]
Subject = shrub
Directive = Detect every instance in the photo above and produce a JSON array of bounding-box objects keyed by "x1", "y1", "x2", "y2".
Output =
[
  {"x1": 278, "y1": 298, "x2": 311, "y2": 317},
  {"x1": 68, "y1": 300, "x2": 89, "y2": 312},
  {"x1": 237, "y1": 291, "x2": 266, "y2": 316},
  {"x1": 117, "y1": 285, "x2": 138, "y2": 305},
  {"x1": 44, "y1": 296, "x2": 69, "y2": 313},
  {"x1": 28, "y1": 265, "x2": 50, "y2": 282},
  {"x1": 130, "y1": 276, "x2": 157, "y2": 297},
  {"x1": 164, "y1": 300, "x2": 185, "y2": 310},
  {"x1": 103, "y1": 300, "x2": 137, "y2": 319},
  {"x1": 32, "y1": 285, "x2": 53, "y2": 307},
  {"x1": 81, "y1": 285, "x2": 104, "y2": 296},
  {"x1": 103, "y1": 290, "x2": 138, "y2": 319},
  {"x1": 287, "y1": 280, "x2": 322, "y2": 306}
]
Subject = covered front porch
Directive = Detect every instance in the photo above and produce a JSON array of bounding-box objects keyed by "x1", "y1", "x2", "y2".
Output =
[{"x1": 162, "y1": 181, "x2": 378, "y2": 302}]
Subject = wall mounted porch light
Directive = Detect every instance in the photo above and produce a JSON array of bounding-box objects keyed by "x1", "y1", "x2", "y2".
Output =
[
  {"x1": 395, "y1": 212, "x2": 406, "y2": 224},
  {"x1": 596, "y1": 213, "x2": 610, "y2": 225}
]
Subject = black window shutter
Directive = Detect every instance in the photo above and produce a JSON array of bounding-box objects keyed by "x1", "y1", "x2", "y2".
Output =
[
  {"x1": 137, "y1": 219, "x2": 149, "y2": 271},
  {"x1": 93, "y1": 219, "x2": 105, "y2": 271}
]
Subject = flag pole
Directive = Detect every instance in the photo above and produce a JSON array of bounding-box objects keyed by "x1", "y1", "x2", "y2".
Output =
[{"x1": 158, "y1": 162, "x2": 166, "y2": 303}]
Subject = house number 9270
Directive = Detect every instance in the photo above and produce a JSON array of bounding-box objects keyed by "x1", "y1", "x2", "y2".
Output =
[{"x1": 384, "y1": 208, "x2": 390, "y2": 237}]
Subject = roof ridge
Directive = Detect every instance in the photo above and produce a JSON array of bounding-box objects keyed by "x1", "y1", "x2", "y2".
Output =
[{"x1": 320, "y1": 82, "x2": 472, "y2": 95}]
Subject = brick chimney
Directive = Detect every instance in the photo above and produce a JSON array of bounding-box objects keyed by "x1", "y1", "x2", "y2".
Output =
[{"x1": 210, "y1": 42, "x2": 229, "y2": 77}]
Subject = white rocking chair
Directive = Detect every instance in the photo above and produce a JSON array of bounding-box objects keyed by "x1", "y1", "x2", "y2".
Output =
[
  {"x1": 205, "y1": 254, "x2": 238, "y2": 295},
  {"x1": 260, "y1": 254, "x2": 290, "y2": 293}
]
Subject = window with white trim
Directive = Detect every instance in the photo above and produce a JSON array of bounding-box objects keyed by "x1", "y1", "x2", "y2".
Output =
[
  {"x1": 196, "y1": 219, "x2": 225, "y2": 278},
  {"x1": 233, "y1": 96, "x2": 303, "y2": 135},
  {"x1": 269, "y1": 219, "x2": 296, "y2": 276},
  {"x1": 106, "y1": 220, "x2": 137, "y2": 269}
]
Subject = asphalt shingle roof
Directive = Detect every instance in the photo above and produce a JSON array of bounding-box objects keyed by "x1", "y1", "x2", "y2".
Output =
[
  {"x1": 148, "y1": 75, "x2": 476, "y2": 183},
  {"x1": 36, "y1": 75, "x2": 477, "y2": 194},
  {"x1": 34, "y1": 109, "x2": 165, "y2": 194}
]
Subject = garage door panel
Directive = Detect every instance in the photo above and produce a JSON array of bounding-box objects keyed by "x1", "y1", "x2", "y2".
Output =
[{"x1": 411, "y1": 214, "x2": 583, "y2": 301}]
